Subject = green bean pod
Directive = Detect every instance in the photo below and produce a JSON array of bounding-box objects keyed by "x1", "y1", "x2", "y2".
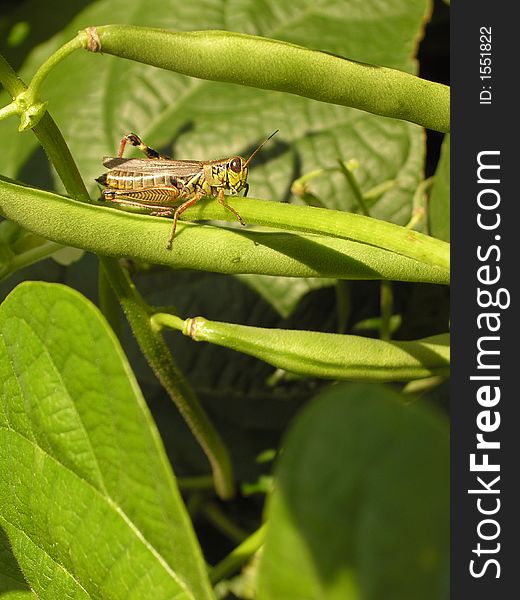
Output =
[
  {"x1": 86, "y1": 26, "x2": 449, "y2": 133},
  {"x1": 0, "y1": 179, "x2": 449, "y2": 283},
  {"x1": 176, "y1": 315, "x2": 450, "y2": 381}
]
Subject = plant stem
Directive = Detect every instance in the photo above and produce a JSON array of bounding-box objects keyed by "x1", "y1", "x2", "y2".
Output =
[
  {"x1": 337, "y1": 159, "x2": 370, "y2": 216},
  {"x1": 210, "y1": 524, "x2": 266, "y2": 584},
  {"x1": 336, "y1": 166, "x2": 393, "y2": 340},
  {"x1": 23, "y1": 34, "x2": 87, "y2": 106},
  {"x1": 0, "y1": 52, "x2": 90, "y2": 276},
  {"x1": 98, "y1": 263, "x2": 122, "y2": 339},
  {"x1": 178, "y1": 475, "x2": 215, "y2": 492},
  {"x1": 335, "y1": 280, "x2": 351, "y2": 334},
  {"x1": 363, "y1": 179, "x2": 397, "y2": 202},
  {"x1": 0, "y1": 53, "x2": 25, "y2": 95},
  {"x1": 203, "y1": 501, "x2": 248, "y2": 544},
  {"x1": 406, "y1": 176, "x2": 433, "y2": 230},
  {"x1": 8, "y1": 240, "x2": 63, "y2": 271},
  {"x1": 101, "y1": 259, "x2": 235, "y2": 499},
  {"x1": 151, "y1": 312, "x2": 185, "y2": 332},
  {"x1": 0, "y1": 101, "x2": 19, "y2": 121},
  {"x1": 379, "y1": 280, "x2": 393, "y2": 341},
  {"x1": 0, "y1": 53, "x2": 90, "y2": 203},
  {"x1": 33, "y1": 115, "x2": 91, "y2": 203}
]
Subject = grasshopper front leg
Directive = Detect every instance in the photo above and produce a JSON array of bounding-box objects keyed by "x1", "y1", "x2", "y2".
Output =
[
  {"x1": 216, "y1": 188, "x2": 246, "y2": 227},
  {"x1": 166, "y1": 190, "x2": 246, "y2": 250}
]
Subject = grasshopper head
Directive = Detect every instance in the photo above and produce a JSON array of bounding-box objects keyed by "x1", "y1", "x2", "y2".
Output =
[
  {"x1": 227, "y1": 156, "x2": 249, "y2": 195},
  {"x1": 226, "y1": 130, "x2": 278, "y2": 196}
]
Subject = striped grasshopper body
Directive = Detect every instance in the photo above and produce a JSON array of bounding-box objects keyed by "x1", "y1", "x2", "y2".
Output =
[{"x1": 96, "y1": 131, "x2": 277, "y2": 249}]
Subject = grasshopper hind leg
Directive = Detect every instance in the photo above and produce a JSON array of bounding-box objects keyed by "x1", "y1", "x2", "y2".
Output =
[
  {"x1": 101, "y1": 188, "x2": 177, "y2": 218},
  {"x1": 118, "y1": 132, "x2": 170, "y2": 160},
  {"x1": 166, "y1": 192, "x2": 207, "y2": 250}
]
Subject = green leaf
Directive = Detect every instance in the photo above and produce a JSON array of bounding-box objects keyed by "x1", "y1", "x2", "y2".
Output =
[
  {"x1": 0, "y1": 528, "x2": 34, "y2": 599},
  {"x1": 428, "y1": 134, "x2": 450, "y2": 242},
  {"x1": 258, "y1": 383, "x2": 449, "y2": 600},
  {"x1": 0, "y1": 282, "x2": 214, "y2": 600}
]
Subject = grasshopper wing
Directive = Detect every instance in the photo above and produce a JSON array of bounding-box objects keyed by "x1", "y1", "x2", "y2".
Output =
[{"x1": 102, "y1": 157, "x2": 203, "y2": 177}]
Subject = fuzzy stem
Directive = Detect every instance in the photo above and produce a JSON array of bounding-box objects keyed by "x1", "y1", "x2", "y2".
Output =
[{"x1": 102, "y1": 260, "x2": 235, "y2": 499}]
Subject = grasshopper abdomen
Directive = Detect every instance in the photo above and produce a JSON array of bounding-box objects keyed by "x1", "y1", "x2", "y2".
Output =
[{"x1": 101, "y1": 170, "x2": 180, "y2": 191}]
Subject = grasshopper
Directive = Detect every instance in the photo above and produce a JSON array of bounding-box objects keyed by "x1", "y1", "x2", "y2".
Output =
[{"x1": 96, "y1": 130, "x2": 278, "y2": 249}]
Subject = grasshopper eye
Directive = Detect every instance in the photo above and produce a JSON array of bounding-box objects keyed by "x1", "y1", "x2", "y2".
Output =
[{"x1": 229, "y1": 157, "x2": 242, "y2": 173}]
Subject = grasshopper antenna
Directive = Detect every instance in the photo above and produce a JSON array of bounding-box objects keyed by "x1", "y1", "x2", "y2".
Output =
[{"x1": 244, "y1": 130, "x2": 279, "y2": 167}]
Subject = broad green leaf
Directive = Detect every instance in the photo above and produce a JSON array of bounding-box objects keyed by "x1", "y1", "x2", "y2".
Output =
[
  {"x1": 0, "y1": 528, "x2": 34, "y2": 599},
  {"x1": 258, "y1": 383, "x2": 449, "y2": 600},
  {"x1": 429, "y1": 134, "x2": 450, "y2": 241},
  {"x1": 0, "y1": 0, "x2": 91, "y2": 73},
  {"x1": 0, "y1": 282, "x2": 214, "y2": 600}
]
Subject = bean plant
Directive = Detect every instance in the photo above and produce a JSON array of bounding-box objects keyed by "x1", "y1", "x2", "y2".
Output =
[{"x1": 0, "y1": 1, "x2": 449, "y2": 599}]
